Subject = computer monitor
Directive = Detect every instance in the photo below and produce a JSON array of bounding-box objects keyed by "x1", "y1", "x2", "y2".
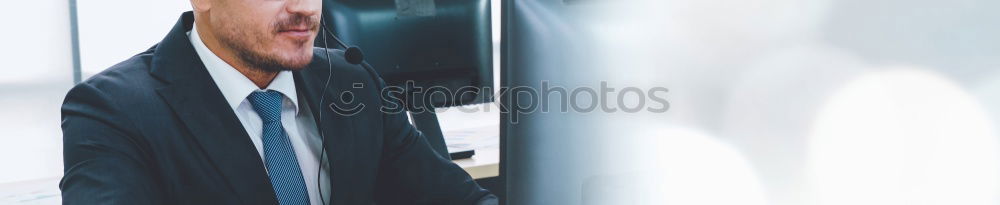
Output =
[
  {"x1": 318, "y1": 0, "x2": 493, "y2": 160},
  {"x1": 320, "y1": 0, "x2": 494, "y2": 108},
  {"x1": 501, "y1": 0, "x2": 609, "y2": 204}
]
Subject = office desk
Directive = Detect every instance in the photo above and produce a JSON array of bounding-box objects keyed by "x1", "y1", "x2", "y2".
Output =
[
  {"x1": 433, "y1": 104, "x2": 501, "y2": 180},
  {"x1": 440, "y1": 121, "x2": 500, "y2": 180},
  {"x1": 454, "y1": 147, "x2": 500, "y2": 179}
]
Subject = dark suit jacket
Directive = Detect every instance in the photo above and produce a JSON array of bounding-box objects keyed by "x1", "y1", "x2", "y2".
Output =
[{"x1": 60, "y1": 11, "x2": 495, "y2": 205}]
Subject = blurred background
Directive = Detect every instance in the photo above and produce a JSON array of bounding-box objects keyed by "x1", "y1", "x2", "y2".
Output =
[
  {"x1": 505, "y1": 0, "x2": 1000, "y2": 204},
  {"x1": 0, "y1": 1, "x2": 190, "y2": 185},
  {"x1": 3, "y1": 0, "x2": 1000, "y2": 204}
]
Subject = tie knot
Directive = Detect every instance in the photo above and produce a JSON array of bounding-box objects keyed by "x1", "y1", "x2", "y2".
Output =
[{"x1": 247, "y1": 90, "x2": 284, "y2": 123}]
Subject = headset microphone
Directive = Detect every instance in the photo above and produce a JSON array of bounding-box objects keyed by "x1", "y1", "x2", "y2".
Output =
[
  {"x1": 315, "y1": 9, "x2": 334, "y2": 205},
  {"x1": 317, "y1": 6, "x2": 372, "y2": 205},
  {"x1": 322, "y1": 27, "x2": 365, "y2": 65}
]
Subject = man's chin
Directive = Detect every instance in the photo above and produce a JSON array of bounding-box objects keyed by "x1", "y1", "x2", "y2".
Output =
[
  {"x1": 240, "y1": 47, "x2": 314, "y2": 72},
  {"x1": 281, "y1": 60, "x2": 312, "y2": 71},
  {"x1": 279, "y1": 53, "x2": 314, "y2": 71}
]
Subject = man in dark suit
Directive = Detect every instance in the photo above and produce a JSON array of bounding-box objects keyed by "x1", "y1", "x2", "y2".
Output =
[{"x1": 59, "y1": 0, "x2": 495, "y2": 204}]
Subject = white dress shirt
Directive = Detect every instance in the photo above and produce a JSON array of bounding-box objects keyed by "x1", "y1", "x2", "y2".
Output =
[{"x1": 189, "y1": 25, "x2": 330, "y2": 205}]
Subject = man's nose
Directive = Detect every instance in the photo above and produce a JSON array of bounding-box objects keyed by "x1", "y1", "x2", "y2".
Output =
[{"x1": 285, "y1": 0, "x2": 321, "y2": 18}]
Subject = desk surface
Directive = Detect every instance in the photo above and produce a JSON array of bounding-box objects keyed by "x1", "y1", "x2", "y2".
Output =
[
  {"x1": 454, "y1": 147, "x2": 500, "y2": 179},
  {"x1": 440, "y1": 121, "x2": 500, "y2": 179}
]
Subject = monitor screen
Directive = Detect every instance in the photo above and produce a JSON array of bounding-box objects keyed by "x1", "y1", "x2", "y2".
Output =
[{"x1": 320, "y1": 0, "x2": 494, "y2": 108}]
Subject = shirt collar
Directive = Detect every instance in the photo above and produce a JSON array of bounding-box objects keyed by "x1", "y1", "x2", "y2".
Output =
[{"x1": 188, "y1": 24, "x2": 300, "y2": 114}]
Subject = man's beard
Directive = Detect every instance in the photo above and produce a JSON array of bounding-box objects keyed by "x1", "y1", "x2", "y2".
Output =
[
  {"x1": 217, "y1": 14, "x2": 318, "y2": 73},
  {"x1": 231, "y1": 42, "x2": 296, "y2": 73}
]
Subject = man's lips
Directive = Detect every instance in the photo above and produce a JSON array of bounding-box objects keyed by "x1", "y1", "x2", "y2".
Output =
[{"x1": 278, "y1": 27, "x2": 314, "y2": 38}]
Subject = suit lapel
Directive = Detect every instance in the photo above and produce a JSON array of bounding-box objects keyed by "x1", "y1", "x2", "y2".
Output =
[
  {"x1": 295, "y1": 58, "x2": 357, "y2": 205},
  {"x1": 151, "y1": 12, "x2": 277, "y2": 205}
]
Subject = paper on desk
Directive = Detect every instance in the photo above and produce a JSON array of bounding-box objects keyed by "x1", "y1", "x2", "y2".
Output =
[
  {"x1": 0, "y1": 177, "x2": 60, "y2": 205},
  {"x1": 444, "y1": 124, "x2": 500, "y2": 154},
  {"x1": 436, "y1": 103, "x2": 501, "y2": 154}
]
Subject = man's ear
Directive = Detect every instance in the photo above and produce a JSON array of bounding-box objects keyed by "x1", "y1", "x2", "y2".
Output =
[{"x1": 190, "y1": 0, "x2": 211, "y2": 12}]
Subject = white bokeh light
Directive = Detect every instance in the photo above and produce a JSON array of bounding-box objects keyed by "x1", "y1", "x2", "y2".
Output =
[
  {"x1": 805, "y1": 68, "x2": 999, "y2": 205},
  {"x1": 632, "y1": 126, "x2": 768, "y2": 205}
]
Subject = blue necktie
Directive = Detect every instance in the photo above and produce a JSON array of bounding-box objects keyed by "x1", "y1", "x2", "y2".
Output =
[{"x1": 247, "y1": 91, "x2": 310, "y2": 205}]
